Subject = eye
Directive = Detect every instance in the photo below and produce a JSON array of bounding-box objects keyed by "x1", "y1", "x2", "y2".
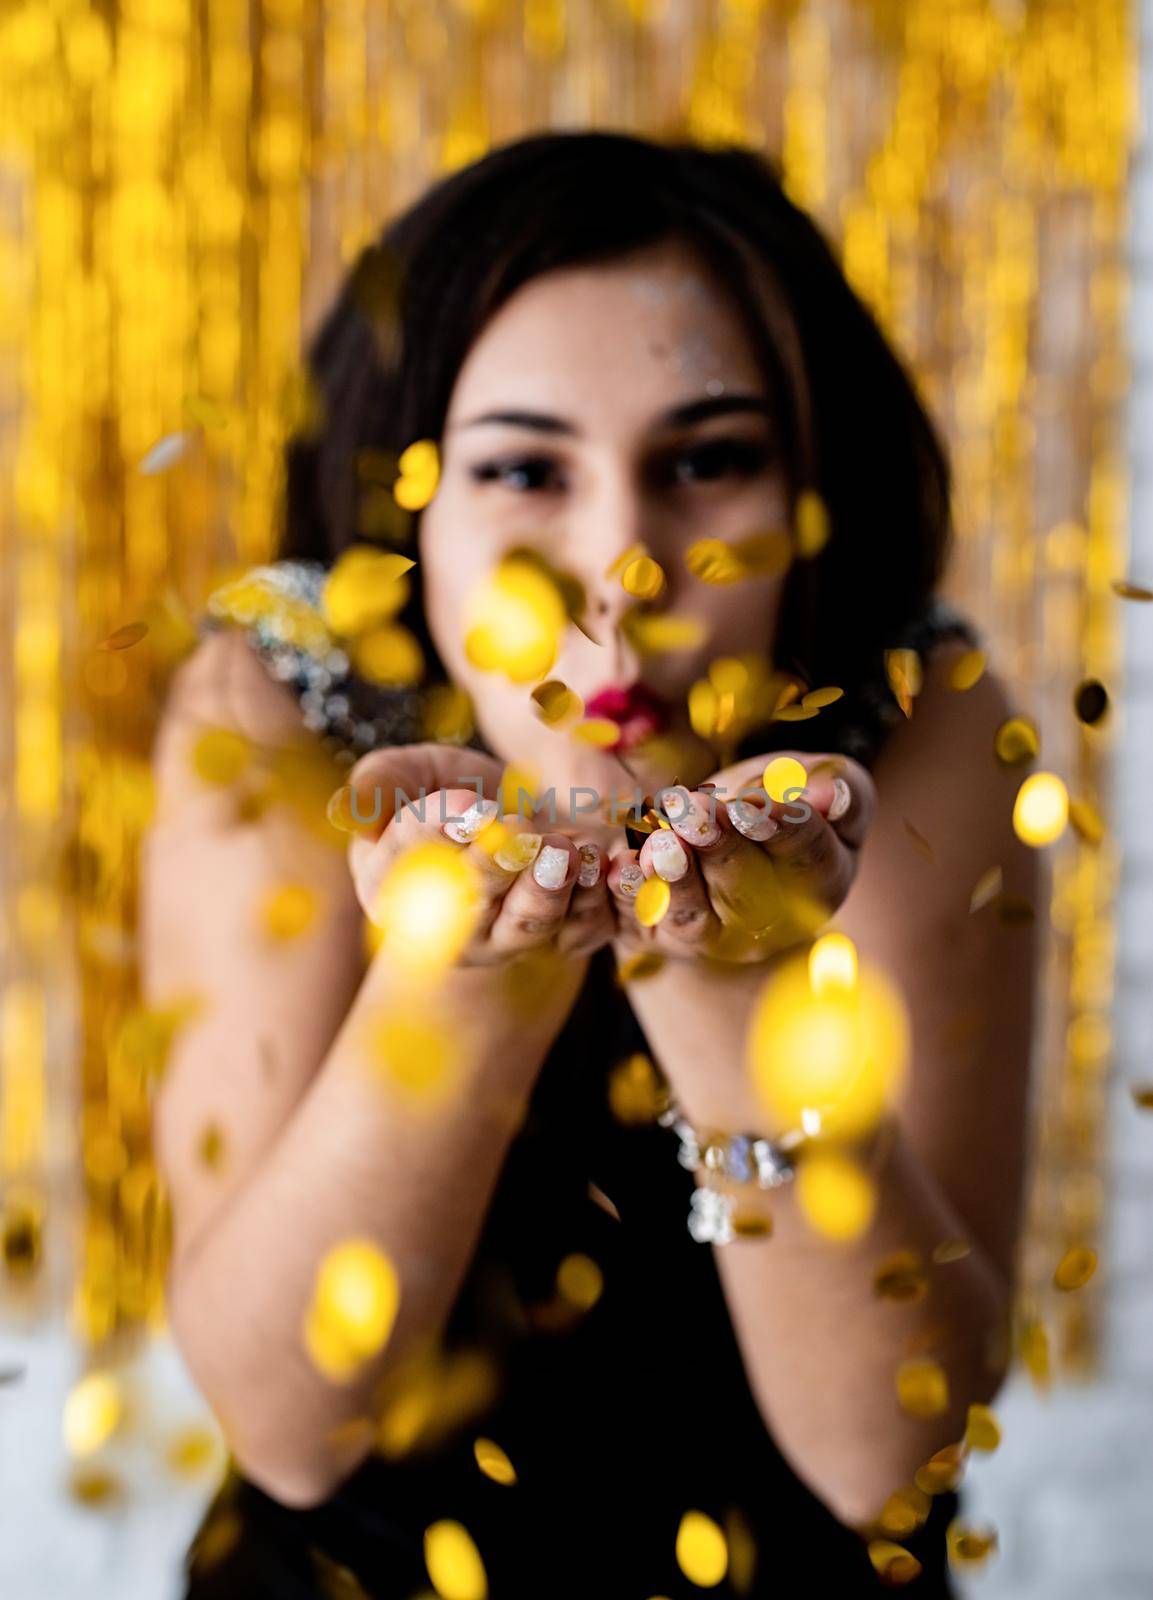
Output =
[
  {"x1": 662, "y1": 437, "x2": 774, "y2": 487},
  {"x1": 469, "y1": 455, "x2": 565, "y2": 493}
]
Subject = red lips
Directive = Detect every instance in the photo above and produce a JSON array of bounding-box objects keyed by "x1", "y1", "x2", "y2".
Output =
[{"x1": 583, "y1": 681, "x2": 671, "y2": 752}]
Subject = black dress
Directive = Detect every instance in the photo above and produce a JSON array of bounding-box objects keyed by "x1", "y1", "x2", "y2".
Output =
[{"x1": 181, "y1": 563, "x2": 982, "y2": 1599}]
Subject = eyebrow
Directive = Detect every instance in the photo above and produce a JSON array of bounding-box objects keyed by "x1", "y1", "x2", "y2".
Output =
[{"x1": 453, "y1": 393, "x2": 775, "y2": 436}]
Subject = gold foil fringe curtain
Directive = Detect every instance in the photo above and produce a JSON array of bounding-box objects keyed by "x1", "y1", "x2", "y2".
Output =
[{"x1": 0, "y1": 0, "x2": 1135, "y2": 1379}]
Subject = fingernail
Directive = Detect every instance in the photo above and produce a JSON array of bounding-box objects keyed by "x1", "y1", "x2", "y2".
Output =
[
  {"x1": 726, "y1": 799, "x2": 780, "y2": 842},
  {"x1": 577, "y1": 844, "x2": 602, "y2": 888},
  {"x1": 827, "y1": 777, "x2": 852, "y2": 823},
  {"x1": 494, "y1": 832, "x2": 542, "y2": 872},
  {"x1": 616, "y1": 863, "x2": 645, "y2": 897},
  {"x1": 532, "y1": 844, "x2": 571, "y2": 890},
  {"x1": 443, "y1": 797, "x2": 501, "y2": 843},
  {"x1": 649, "y1": 831, "x2": 689, "y2": 882},
  {"x1": 669, "y1": 790, "x2": 721, "y2": 848}
]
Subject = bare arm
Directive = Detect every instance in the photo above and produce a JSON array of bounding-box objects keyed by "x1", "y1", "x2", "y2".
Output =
[
  {"x1": 142, "y1": 627, "x2": 604, "y2": 1507},
  {"x1": 616, "y1": 643, "x2": 1041, "y2": 1527}
]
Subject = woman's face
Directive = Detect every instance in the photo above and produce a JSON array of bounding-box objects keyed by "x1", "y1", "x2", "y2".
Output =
[{"x1": 419, "y1": 237, "x2": 790, "y2": 817}]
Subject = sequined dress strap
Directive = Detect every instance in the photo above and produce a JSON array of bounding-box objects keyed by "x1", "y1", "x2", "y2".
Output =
[{"x1": 197, "y1": 556, "x2": 426, "y2": 762}]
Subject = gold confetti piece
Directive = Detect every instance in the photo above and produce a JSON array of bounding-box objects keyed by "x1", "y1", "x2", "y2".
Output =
[
  {"x1": 794, "y1": 488, "x2": 830, "y2": 558},
  {"x1": 1053, "y1": 1244, "x2": 1098, "y2": 1291},
  {"x1": 393, "y1": 439, "x2": 440, "y2": 511},
  {"x1": 796, "y1": 1150, "x2": 876, "y2": 1241},
  {"x1": 464, "y1": 554, "x2": 567, "y2": 683},
  {"x1": 188, "y1": 1503, "x2": 244, "y2": 1572},
  {"x1": 676, "y1": 1510, "x2": 728, "y2": 1587},
  {"x1": 191, "y1": 727, "x2": 251, "y2": 786},
  {"x1": 874, "y1": 1251, "x2": 929, "y2": 1304},
  {"x1": 994, "y1": 716, "x2": 1040, "y2": 765},
  {"x1": 1073, "y1": 678, "x2": 1109, "y2": 725},
  {"x1": 139, "y1": 431, "x2": 191, "y2": 474},
  {"x1": 1018, "y1": 1318, "x2": 1051, "y2": 1388},
  {"x1": 323, "y1": 547, "x2": 414, "y2": 637},
  {"x1": 969, "y1": 865, "x2": 1003, "y2": 912},
  {"x1": 723, "y1": 1504, "x2": 758, "y2": 1594},
  {"x1": 572, "y1": 717, "x2": 622, "y2": 748},
  {"x1": 63, "y1": 1372, "x2": 123, "y2": 1456},
  {"x1": 884, "y1": 648, "x2": 922, "y2": 717},
  {"x1": 895, "y1": 1357, "x2": 949, "y2": 1419},
  {"x1": 801, "y1": 685, "x2": 843, "y2": 709},
  {"x1": 371, "y1": 1011, "x2": 463, "y2": 1106},
  {"x1": 615, "y1": 949, "x2": 667, "y2": 984},
  {"x1": 749, "y1": 948, "x2": 908, "y2": 1139},
  {"x1": 947, "y1": 649, "x2": 986, "y2": 691},
  {"x1": 607, "y1": 1052, "x2": 664, "y2": 1124},
  {"x1": 530, "y1": 679, "x2": 584, "y2": 728},
  {"x1": 733, "y1": 527, "x2": 792, "y2": 576},
  {"x1": 876, "y1": 1486, "x2": 931, "y2": 1538},
  {"x1": 932, "y1": 1238, "x2": 972, "y2": 1264},
  {"x1": 761, "y1": 755, "x2": 807, "y2": 804},
  {"x1": 606, "y1": 541, "x2": 649, "y2": 579},
  {"x1": 198, "y1": 1121, "x2": 225, "y2": 1171},
  {"x1": 867, "y1": 1540, "x2": 922, "y2": 1586},
  {"x1": 473, "y1": 1437, "x2": 517, "y2": 1486},
  {"x1": 685, "y1": 537, "x2": 746, "y2": 585},
  {"x1": 902, "y1": 818, "x2": 934, "y2": 861},
  {"x1": 621, "y1": 554, "x2": 666, "y2": 599},
  {"x1": 306, "y1": 1239, "x2": 400, "y2": 1381},
  {"x1": 688, "y1": 679, "x2": 720, "y2": 738},
  {"x1": 97, "y1": 621, "x2": 149, "y2": 651},
  {"x1": 350, "y1": 623, "x2": 424, "y2": 688},
  {"x1": 946, "y1": 1521, "x2": 999, "y2": 1568},
  {"x1": 164, "y1": 1424, "x2": 224, "y2": 1479},
  {"x1": 372, "y1": 841, "x2": 483, "y2": 971},
  {"x1": 1013, "y1": 771, "x2": 1069, "y2": 846},
  {"x1": 773, "y1": 704, "x2": 819, "y2": 721},
  {"x1": 635, "y1": 875, "x2": 671, "y2": 927},
  {"x1": 914, "y1": 1442, "x2": 967, "y2": 1496},
  {"x1": 1130, "y1": 1083, "x2": 1153, "y2": 1110},
  {"x1": 67, "y1": 1465, "x2": 125, "y2": 1506},
  {"x1": 621, "y1": 610, "x2": 707, "y2": 654},
  {"x1": 556, "y1": 1252, "x2": 603, "y2": 1310},
  {"x1": 588, "y1": 1181, "x2": 621, "y2": 1221},
  {"x1": 424, "y1": 1518, "x2": 488, "y2": 1600},
  {"x1": 1068, "y1": 797, "x2": 1106, "y2": 844},
  {"x1": 260, "y1": 883, "x2": 319, "y2": 942},
  {"x1": 965, "y1": 1404, "x2": 1002, "y2": 1453},
  {"x1": 1111, "y1": 578, "x2": 1153, "y2": 600}
]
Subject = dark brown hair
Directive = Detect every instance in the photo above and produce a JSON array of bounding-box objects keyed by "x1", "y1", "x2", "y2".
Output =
[{"x1": 277, "y1": 128, "x2": 957, "y2": 758}]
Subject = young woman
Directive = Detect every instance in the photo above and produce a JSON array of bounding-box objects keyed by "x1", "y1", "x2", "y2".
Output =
[{"x1": 142, "y1": 130, "x2": 1040, "y2": 1597}]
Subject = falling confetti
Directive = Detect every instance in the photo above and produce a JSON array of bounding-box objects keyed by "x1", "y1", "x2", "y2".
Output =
[
  {"x1": 424, "y1": 1518, "x2": 488, "y2": 1600},
  {"x1": 946, "y1": 1522, "x2": 999, "y2": 1568},
  {"x1": 63, "y1": 1372, "x2": 123, "y2": 1456},
  {"x1": 1012, "y1": 771, "x2": 1069, "y2": 846},
  {"x1": 556, "y1": 1252, "x2": 603, "y2": 1311},
  {"x1": 994, "y1": 716, "x2": 1040, "y2": 765},
  {"x1": 761, "y1": 755, "x2": 808, "y2": 804},
  {"x1": 947, "y1": 649, "x2": 986, "y2": 691},
  {"x1": 867, "y1": 1540, "x2": 922, "y2": 1586},
  {"x1": 473, "y1": 1437, "x2": 517, "y2": 1486},
  {"x1": 1053, "y1": 1244, "x2": 1098, "y2": 1291},
  {"x1": 796, "y1": 1150, "x2": 877, "y2": 1241},
  {"x1": 884, "y1": 648, "x2": 922, "y2": 717},
  {"x1": 393, "y1": 439, "x2": 440, "y2": 510},
  {"x1": 1111, "y1": 577, "x2": 1153, "y2": 600},
  {"x1": 464, "y1": 554, "x2": 567, "y2": 683},
  {"x1": 191, "y1": 728, "x2": 251, "y2": 786},
  {"x1": 305, "y1": 1238, "x2": 400, "y2": 1382},
  {"x1": 350, "y1": 624, "x2": 424, "y2": 688},
  {"x1": 969, "y1": 865, "x2": 1003, "y2": 912},
  {"x1": 1073, "y1": 678, "x2": 1109, "y2": 725},
  {"x1": 371, "y1": 840, "x2": 483, "y2": 973},
  {"x1": 675, "y1": 1509, "x2": 728, "y2": 1587},
  {"x1": 322, "y1": 547, "x2": 414, "y2": 637},
  {"x1": 965, "y1": 1403, "x2": 1002, "y2": 1452},
  {"x1": 96, "y1": 621, "x2": 149, "y2": 651},
  {"x1": 607, "y1": 1052, "x2": 664, "y2": 1123},
  {"x1": 895, "y1": 1357, "x2": 950, "y2": 1419},
  {"x1": 139, "y1": 432, "x2": 191, "y2": 474},
  {"x1": 874, "y1": 1251, "x2": 929, "y2": 1304},
  {"x1": 531, "y1": 679, "x2": 584, "y2": 728},
  {"x1": 635, "y1": 875, "x2": 671, "y2": 927},
  {"x1": 260, "y1": 883, "x2": 320, "y2": 942},
  {"x1": 794, "y1": 488, "x2": 830, "y2": 557},
  {"x1": 621, "y1": 554, "x2": 666, "y2": 599}
]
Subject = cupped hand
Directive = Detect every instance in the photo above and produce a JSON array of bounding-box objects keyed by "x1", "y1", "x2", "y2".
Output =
[
  {"x1": 336, "y1": 743, "x2": 615, "y2": 966},
  {"x1": 605, "y1": 751, "x2": 875, "y2": 963}
]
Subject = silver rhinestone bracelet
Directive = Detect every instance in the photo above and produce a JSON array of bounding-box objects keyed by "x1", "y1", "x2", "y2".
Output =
[{"x1": 656, "y1": 1096, "x2": 805, "y2": 1246}]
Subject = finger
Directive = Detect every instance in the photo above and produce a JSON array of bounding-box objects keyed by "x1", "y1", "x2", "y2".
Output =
[
  {"x1": 488, "y1": 833, "x2": 581, "y2": 956},
  {"x1": 331, "y1": 743, "x2": 506, "y2": 844},
  {"x1": 556, "y1": 842, "x2": 614, "y2": 958},
  {"x1": 606, "y1": 847, "x2": 649, "y2": 941},
  {"x1": 636, "y1": 826, "x2": 723, "y2": 954}
]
